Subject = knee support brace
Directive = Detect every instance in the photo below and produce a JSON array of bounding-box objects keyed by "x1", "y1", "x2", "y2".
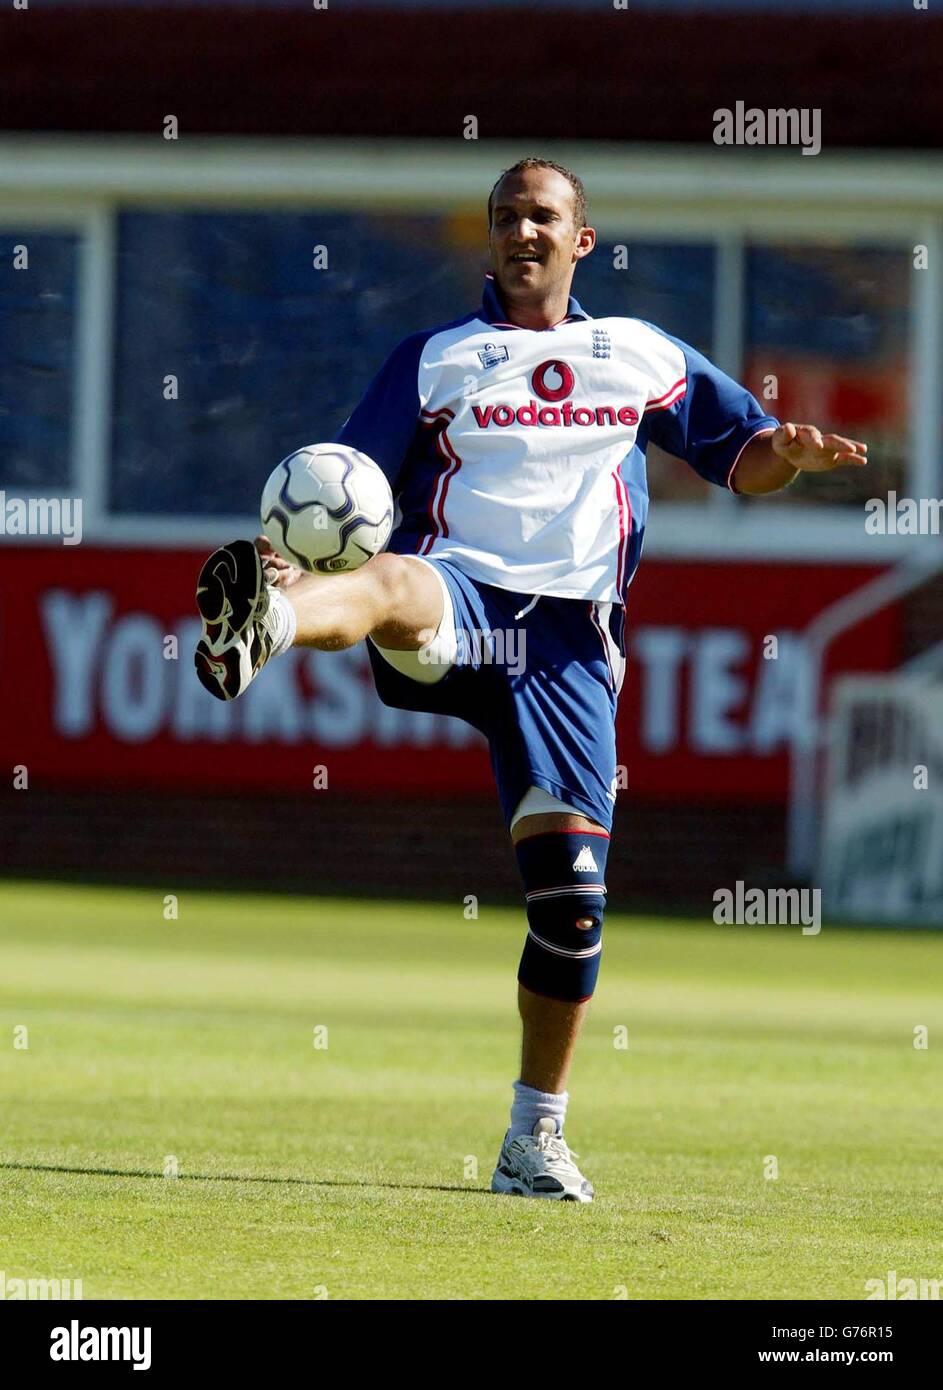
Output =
[{"x1": 515, "y1": 829, "x2": 610, "y2": 1003}]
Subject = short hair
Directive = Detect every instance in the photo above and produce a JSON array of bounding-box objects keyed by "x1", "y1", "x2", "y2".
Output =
[{"x1": 487, "y1": 158, "x2": 588, "y2": 231}]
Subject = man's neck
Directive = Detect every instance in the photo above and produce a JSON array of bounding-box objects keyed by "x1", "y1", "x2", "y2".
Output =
[{"x1": 496, "y1": 285, "x2": 573, "y2": 331}]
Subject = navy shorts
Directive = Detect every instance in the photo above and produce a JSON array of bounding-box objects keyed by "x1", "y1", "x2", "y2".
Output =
[{"x1": 366, "y1": 557, "x2": 624, "y2": 831}]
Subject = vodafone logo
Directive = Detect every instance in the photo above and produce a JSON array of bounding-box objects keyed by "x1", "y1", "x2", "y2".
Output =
[
  {"x1": 470, "y1": 354, "x2": 641, "y2": 430},
  {"x1": 532, "y1": 359, "x2": 575, "y2": 403},
  {"x1": 471, "y1": 354, "x2": 640, "y2": 431}
]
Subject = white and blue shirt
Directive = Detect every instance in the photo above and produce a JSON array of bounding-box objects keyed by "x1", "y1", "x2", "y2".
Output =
[{"x1": 335, "y1": 276, "x2": 778, "y2": 605}]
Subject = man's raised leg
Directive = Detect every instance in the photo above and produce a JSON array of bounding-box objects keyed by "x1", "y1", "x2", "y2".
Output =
[{"x1": 277, "y1": 551, "x2": 444, "y2": 654}]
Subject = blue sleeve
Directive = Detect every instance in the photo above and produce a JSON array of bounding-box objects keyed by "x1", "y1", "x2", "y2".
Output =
[
  {"x1": 333, "y1": 331, "x2": 430, "y2": 492},
  {"x1": 642, "y1": 325, "x2": 779, "y2": 489}
]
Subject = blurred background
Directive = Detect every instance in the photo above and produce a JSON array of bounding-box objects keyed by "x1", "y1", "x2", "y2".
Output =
[{"x1": 1, "y1": 0, "x2": 941, "y2": 923}]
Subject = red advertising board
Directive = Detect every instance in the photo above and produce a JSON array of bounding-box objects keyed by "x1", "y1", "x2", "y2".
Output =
[{"x1": 0, "y1": 547, "x2": 899, "y2": 804}]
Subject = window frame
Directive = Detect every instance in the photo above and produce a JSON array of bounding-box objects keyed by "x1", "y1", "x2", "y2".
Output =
[{"x1": 0, "y1": 201, "x2": 113, "y2": 515}]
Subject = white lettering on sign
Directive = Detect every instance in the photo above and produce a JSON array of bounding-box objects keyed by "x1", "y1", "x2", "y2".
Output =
[
  {"x1": 40, "y1": 590, "x2": 113, "y2": 737},
  {"x1": 632, "y1": 626, "x2": 687, "y2": 753},
  {"x1": 306, "y1": 646, "x2": 368, "y2": 747},
  {"x1": 242, "y1": 649, "x2": 306, "y2": 743},
  {"x1": 690, "y1": 628, "x2": 750, "y2": 753},
  {"x1": 37, "y1": 591, "x2": 811, "y2": 758},
  {"x1": 101, "y1": 615, "x2": 167, "y2": 741},
  {"x1": 630, "y1": 625, "x2": 811, "y2": 756},
  {"x1": 38, "y1": 589, "x2": 479, "y2": 750}
]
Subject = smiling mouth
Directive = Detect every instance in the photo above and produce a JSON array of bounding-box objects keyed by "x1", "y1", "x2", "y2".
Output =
[{"x1": 508, "y1": 252, "x2": 543, "y2": 264}]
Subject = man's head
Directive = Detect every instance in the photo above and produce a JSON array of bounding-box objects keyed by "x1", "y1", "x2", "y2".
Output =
[{"x1": 487, "y1": 158, "x2": 595, "y2": 313}]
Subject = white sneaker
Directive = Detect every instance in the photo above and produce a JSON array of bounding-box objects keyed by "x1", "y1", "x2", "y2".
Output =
[
  {"x1": 194, "y1": 539, "x2": 278, "y2": 701},
  {"x1": 491, "y1": 1118, "x2": 595, "y2": 1203}
]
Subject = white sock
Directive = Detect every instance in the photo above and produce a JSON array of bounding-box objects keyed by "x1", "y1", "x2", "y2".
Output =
[
  {"x1": 267, "y1": 587, "x2": 297, "y2": 658},
  {"x1": 508, "y1": 1079, "x2": 568, "y2": 1139}
]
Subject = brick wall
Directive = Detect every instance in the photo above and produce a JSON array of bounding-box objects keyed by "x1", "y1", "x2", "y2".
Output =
[{"x1": 0, "y1": 787, "x2": 787, "y2": 913}]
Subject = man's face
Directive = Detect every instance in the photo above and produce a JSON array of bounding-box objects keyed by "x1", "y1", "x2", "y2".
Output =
[{"x1": 488, "y1": 167, "x2": 593, "y2": 303}]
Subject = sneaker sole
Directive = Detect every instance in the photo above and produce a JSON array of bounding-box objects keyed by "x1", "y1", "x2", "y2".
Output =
[
  {"x1": 194, "y1": 541, "x2": 265, "y2": 701},
  {"x1": 195, "y1": 540, "x2": 263, "y2": 637}
]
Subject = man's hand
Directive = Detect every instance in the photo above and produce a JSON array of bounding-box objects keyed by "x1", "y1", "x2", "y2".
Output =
[
  {"x1": 254, "y1": 534, "x2": 305, "y2": 589},
  {"x1": 734, "y1": 423, "x2": 868, "y2": 494},
  {"x1": 771, "y1": 422, "x2": 868, "y2": 473}
]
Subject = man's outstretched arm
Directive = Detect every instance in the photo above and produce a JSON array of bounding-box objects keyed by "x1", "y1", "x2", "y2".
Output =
[{"x1": 733, "y1": 423, "x2": 869, "y2": 495}]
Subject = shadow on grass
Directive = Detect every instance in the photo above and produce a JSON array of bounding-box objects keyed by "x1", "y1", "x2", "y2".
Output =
[{"x1": 0, "y1": 1160, "x2": 488, "y2": 1197}]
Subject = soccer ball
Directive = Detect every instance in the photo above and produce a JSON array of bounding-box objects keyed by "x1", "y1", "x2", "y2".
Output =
[{"x1": 260, "y1": 444, "x2": 394, "y2": 573}]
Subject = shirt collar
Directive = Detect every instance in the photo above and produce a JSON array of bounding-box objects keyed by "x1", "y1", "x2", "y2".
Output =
[{"x1": 480, "y1": 273, "x2": 590, "y2": 329}]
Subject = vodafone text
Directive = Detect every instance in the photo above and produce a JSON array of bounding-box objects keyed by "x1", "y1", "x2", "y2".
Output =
[{"x1": 471, "y1": 401, "x2": 640, "y2": 429}]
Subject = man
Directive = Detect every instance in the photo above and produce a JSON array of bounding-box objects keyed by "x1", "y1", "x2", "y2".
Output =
[{"x1": 194, "y1": 158, "x2": 867, "y2": 1202}]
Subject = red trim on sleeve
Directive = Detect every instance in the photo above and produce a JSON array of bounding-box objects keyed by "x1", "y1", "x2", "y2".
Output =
[{"x1": 645, "y1": 376, "x2": 687, "y2": 412}]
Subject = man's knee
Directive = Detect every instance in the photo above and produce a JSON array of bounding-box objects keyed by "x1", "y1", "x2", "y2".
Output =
[
  {"x1": 363, "y1": 551, "x2": 407, "y2": 597},
  {"x1": 513, "y1": 817, "x2": 611, "y2": 1003},
  {"x1": 368, "y1": 553, "x2": 444, "y2": 650}
]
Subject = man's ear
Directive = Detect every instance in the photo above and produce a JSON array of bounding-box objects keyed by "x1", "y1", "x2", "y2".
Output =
[{"x1": 574, "y1": 226, "x2": 596, "y2": 261}]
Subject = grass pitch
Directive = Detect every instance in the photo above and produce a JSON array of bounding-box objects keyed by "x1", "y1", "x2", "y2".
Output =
[{"x1": 0, "y1": 880, "x2": 940, "y2": 1300}]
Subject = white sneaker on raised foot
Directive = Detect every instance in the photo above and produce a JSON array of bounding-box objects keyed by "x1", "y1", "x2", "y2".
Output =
[
  {"x1": 194, "y1": 539, "x2": 281, "y2": 701},
  {"x1": 491, "y1": 1117, "x2": 595, "y2": 1203}
]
